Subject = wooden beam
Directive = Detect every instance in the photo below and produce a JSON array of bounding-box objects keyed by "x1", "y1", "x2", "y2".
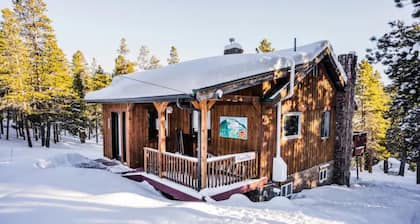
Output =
[
  {"x1": 207, "y1": 100, "x2": 216, "y2": 110},
  {"x1": 153, "y1": 102, "x2": 168, "y2": 177},
  {"x1": 199, "y1": 100, "x2": 208, "y2": 189},
  {"x1": 191, "y1": 101, "x2": 200, "y2": 110}
]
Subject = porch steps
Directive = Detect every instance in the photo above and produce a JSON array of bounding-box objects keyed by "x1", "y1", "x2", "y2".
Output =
[{"x1": 123, "y1": 172, "x2": 267, "y2": 202}]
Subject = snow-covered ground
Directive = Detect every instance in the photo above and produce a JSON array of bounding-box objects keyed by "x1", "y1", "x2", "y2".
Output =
[{"x1": 0, "y1": 137, "x2": 419, "y2": 224}]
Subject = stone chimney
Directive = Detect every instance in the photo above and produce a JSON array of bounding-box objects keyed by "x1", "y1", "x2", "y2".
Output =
[
  {"x1": 224, "y1": 38, "x2": 244, "y2": 55},
  {"x1": 333, "y1": 52, "x2": 357, "y2": 186}
]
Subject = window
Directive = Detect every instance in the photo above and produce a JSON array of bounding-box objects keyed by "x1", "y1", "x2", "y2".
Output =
[
  {"x1": 280, "y1": 182, "x2": 293, "y2": 197},
  {"x1": 283, "y1": 112, "x2": 301, "y2": 139},
  {"x1": 321, "y1": 111, "x2": 330, "y2": 138},
  {"x1": 319, "y1": 168, "x2": 328, "y2": 183}
]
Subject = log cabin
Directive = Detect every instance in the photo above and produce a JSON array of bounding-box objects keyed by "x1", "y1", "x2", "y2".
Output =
[{"x1": 86, "y1": 40, "x2": 357, "y2": 200}]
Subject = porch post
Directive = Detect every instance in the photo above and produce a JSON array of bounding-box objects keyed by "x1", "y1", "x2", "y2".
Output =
[
  {"x1": 153, "y1": 102, "x2": 168, "y2": 177},
  {"x1": 199, "y1": 100, "x2": 208, "y2": 189}
]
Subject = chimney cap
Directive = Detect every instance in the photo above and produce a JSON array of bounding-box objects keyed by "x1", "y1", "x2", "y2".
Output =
[{"x1": 224, "y1": 38, "x2": 244, "y2": 54}]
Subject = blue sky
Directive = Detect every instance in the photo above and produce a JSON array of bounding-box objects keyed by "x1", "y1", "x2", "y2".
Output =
[{"x1": 0, "y1": 0, "x2": 414, "y2": 83}]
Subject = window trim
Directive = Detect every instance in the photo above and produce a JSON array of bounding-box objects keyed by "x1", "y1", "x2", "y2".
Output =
[
  {"x1": 280, "y1": 182, "x2": 293, "y2": 197},
  {"x1": 320, "y1": 110, "x2": 331, "y2": 139},
  {"x1": 319, "y1": 167, "x2": 328, "y2": 183},
  {"x1": 282, "y1": 112, "x2": 302, "y2": 139}
]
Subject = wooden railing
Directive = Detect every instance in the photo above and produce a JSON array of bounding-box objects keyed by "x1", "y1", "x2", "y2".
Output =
[
  {"x1": 144, "y1": 147, "x2": 198, "y2": 189},
  {"x1": 207, "y1": 152, "x2": 258, "y2": 188},
  {"x1": 144, "y1": 147, "x2": 257, "y2": 189}
]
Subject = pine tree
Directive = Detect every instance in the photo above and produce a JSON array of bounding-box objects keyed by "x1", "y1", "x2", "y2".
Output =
[
  {"x1": 167, "y1": 46, "x2": 180, "y2": 64},
  {"x1": 70, "y1": 50, "x2": 90, "y2": 143},
  {"x1": 90, "y1": 64, "x2": 111, "y2": 143},
  {"x1": 137, "y1": 45, "x2": 150, "y2": 71},
  {"x1": 354, "y1": 60, "x2": 391, "y2": 161},
  {"x1": 394, "y1": 0, "x2": 420, "y2": 18},
  {"x1": 258, "y1": 38, "x2": 275, "y2": 52},
  {"x1": 367, "y1": 21, "x2": 420, "y2": 178},
  {"x1": 148, "y1": 55, "x2": 161, "y2": 70},
  {"x1": 0, "y1": 8, "x2": 32, "y2": 146},
  {"x1": 13, "y1": 0, "x2": 74, "y2": 147},
  {"x1": 113, "y1": 38, "x2": 135, "y2": 76}
]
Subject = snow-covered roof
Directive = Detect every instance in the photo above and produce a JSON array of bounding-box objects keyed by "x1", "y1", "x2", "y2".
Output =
[{"x1": 86, "y1": 40, "x2": 346, "y2": 103}]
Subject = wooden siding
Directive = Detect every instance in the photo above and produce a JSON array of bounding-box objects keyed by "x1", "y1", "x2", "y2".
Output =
[
  {"x1": 209, "y1": 102, "x2": 261, "y2": 156},
  {"x1": 259, "y1": 63, "x2": 337, "y2": 178},
  {"x1": 103, "y1": 103, "x2": 149, "y2": 168}
]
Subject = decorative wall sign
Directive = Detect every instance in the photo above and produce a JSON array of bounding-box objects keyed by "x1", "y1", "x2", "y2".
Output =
[{"x1": 219, "y1": 116, "x2": 248, "y2": 140}]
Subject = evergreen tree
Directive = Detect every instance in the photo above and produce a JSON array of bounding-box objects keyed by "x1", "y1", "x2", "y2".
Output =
[
  {"x1": 0, "y1": 8, "x2": 32, "y2": 146},
  {"x1": 354, "y1": 60, "x2": 391, "y2": 160},
  {"x1": 147, "y1": 55, "x2": 161, "y2": 70},
  {"x1": 137, "y1": 45, "x2": 150, "y2": 70},
  {"x1": 12, "y1": 0, "x2": 74, "y2": 148},
  {"x1": 70, "y1": 50, "x2": 89, "y2": 143},
  {"x1": 167, "y1": 46, "x2": 180, "y2": 64},
  {"x1": 113, "y1": 38, "x2": 135, "y2": 76},
  {"x1": 367, "y1": 21, "x2": 420, "y2": 178},
  {"x1": 258, "y1": 38, "x2": 275, "y2": 52},
  {"x1": 394, "y1": 0, "x2": 420, "y2": 18}
]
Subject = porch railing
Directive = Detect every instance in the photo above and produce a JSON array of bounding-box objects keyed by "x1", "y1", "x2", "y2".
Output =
[
  {"x1": 144, "y1": 147, "x2": 198, "y2": 189},
  {"x1": 144, "y1": 147, "x2": 257, "y2": 189}
]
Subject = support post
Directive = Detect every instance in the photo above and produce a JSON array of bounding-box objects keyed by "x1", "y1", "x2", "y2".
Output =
[
  {"x1": 199, "y1": 100, "x2": 208, "y2": 189},
  {"x1": 153, "y1": 102, "x2": 168, "y2": 177}
]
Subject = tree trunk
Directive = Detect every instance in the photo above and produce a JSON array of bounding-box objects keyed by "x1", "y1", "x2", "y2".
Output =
[
  {"x1": 34, "y1": 127, "x2": 38, "y2": 141},
  {"x1": 417, "y1": 160, "x2": 420, "y2": 185},
  {"x1": 384, "y1": 159, "x2": 389, "y2": 174},
  {"x1": 20, "y1": 113, "x2": 25, "y2": 140},
  {"x1": 0, "y1": 111, "x2": 4, "y2": 136},
  {"x1": 95, "y1": 113, "x2": 99, "y2": 144},
  {"x1": 46, "y1": 122, "x2": 51, "y2": 148},
  {"x1": 6, "y1": 110, "x2": 10, "y2": 140},
  {"x1": 24, "y1": 116, "x2": 32, "y2": 148},
  {"x1": 41, "y1": 125, "x2": 46, "y2": 147},
  {"x1": 53, "y1": 124, "x2": 57, "y2": 144},
  {"x1": 79, "y1": 129, "x2": 86, "y2": 144},
  {"x1": 398, "y1": 149, "x2": 407, "y2": 176},
  {"x1": 88, "y1": 126, "x2": 91, "y2": 140}
]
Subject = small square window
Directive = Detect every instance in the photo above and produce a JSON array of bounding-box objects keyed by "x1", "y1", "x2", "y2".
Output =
[
  {"x1": 283, "y1": 112, "x2": 301, "y2": 139},
  {"x1": 319, "y1": 168, "x2": 328, "y2": 183},
  {"x1": 321, "y1": 111, "x2": 330, "y2": 138},
  {"x1": 280, "y1": 182, "x2": 293, "y2": 197}
]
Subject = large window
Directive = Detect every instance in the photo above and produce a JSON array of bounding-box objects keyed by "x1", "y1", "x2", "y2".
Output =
[
  {"x1": 283, "y1": 112, "x2": 301, "y2": 139},
  {"x1": 321, "y1": 111, "x2": 330, "y2": 139}
]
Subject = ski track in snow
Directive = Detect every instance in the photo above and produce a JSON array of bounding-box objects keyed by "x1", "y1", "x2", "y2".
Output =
[{"x1": 0, "y1": 137, "x2": 419, "y2": 224}]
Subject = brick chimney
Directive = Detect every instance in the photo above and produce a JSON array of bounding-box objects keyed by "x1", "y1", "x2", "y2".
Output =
[
  {"x1": 224, "y1": 38, "x2": 244, "y2": 55},
  {"x1": 333, "y1": 52, "x2": 357, "y2": 186}
]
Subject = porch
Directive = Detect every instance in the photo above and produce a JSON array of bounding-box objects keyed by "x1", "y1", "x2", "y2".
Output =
[{"x1": 143, "y1": 147, "x2": 259, "y2": 190}]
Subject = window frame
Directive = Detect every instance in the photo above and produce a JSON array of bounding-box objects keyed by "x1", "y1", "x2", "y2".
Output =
[
  {"x1": 280, "y1": 182, "x2": 293, "y2": 197},
  {"x1": 282, "y1": 112, "x2": 302, "y2": 139},
  {"x1": 320, "y1": 110, "x2": 331, "y2": 139},
  {"x1": 319, "y1": 168, "x2": 328, "y2": 183}
]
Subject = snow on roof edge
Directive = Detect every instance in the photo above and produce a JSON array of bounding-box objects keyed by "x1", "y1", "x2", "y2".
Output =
[{"x1": 86, "y1": 40, "x2": 348, "y2": 103}]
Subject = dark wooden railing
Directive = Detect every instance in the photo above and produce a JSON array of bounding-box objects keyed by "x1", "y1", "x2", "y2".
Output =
[{"x1": 144, "y1": 147, "x2": 257, "y2": 189}]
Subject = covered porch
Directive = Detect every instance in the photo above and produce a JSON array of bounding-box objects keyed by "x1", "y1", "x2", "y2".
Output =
[{"x1": 143, "y1": 99, "x2": 260, "y2": 191}]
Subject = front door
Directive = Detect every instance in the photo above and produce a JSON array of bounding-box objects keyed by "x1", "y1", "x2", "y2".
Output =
[{"x1": 111, "y1": 112, "x2": 127, "y2": 162}]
